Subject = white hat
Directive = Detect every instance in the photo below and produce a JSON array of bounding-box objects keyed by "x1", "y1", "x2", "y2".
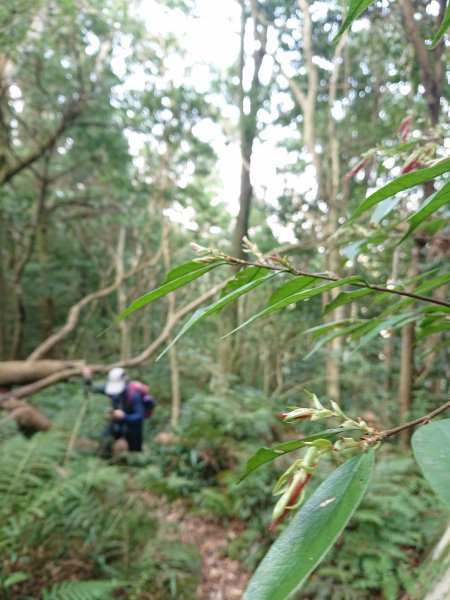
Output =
[{"x1": 105, "y1": 367, "x2": 128, "y2": 395}]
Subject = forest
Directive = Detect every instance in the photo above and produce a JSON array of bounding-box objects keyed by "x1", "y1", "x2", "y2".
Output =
[{"x1": 0, "y1": 0, "x2": 449, "y2": 598}]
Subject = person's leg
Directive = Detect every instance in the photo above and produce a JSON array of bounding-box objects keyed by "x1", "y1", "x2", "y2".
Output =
[
  {"x1": 125, "y1": 424, "x2": 143, "y2": 452},
  {"x1": 98, "y1": 423, "x2": 120, "y2": 459}
]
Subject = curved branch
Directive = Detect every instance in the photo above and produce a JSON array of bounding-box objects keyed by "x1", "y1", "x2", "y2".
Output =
[
  {"x1": 27, "y1": 252, "x2": 163, "y2": 361},
  {"x1": 1, "y1": 282, "x2": 225, "y2": 405}
]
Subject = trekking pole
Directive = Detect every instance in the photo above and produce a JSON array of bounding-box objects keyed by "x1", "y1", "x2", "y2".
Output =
[{"x1": 65, "y1": 375, "x2": 91, "y2": 464}]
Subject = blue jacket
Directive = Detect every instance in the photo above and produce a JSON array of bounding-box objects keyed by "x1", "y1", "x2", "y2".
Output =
[{"x1": 90, "y1": 382, "x2": 145, "y2": 425}]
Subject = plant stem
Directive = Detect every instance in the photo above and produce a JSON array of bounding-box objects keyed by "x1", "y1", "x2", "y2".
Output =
[
  {"x1": 225, "y1": 256, "x2": 450, "y2": 309},
  {"x1": 376, "y1": 399, "x2": 450, "y2": 441}
]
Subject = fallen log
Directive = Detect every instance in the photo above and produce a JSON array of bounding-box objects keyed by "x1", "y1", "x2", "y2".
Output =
[
  {"x1": 0, "y1": 397, "x2": 52, "y2": 436},
  {"x1": 0, "y1": 360, "x2": 83, "y2": 386}
]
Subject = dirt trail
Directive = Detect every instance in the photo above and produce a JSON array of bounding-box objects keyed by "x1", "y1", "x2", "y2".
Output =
[{"x1": 159, "y1": 502, "x2": 251, "y2": 599}]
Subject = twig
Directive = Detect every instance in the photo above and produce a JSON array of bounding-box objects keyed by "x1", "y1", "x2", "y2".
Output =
[
  {"x1": 221, "y1": 256, "x2": 450, "y2": 309},
  {"x1": 375, "y1": 399, "x2": 450, "y2": 441}
]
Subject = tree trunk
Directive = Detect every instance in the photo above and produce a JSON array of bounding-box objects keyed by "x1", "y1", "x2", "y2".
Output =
[
  {"x1": 397, "y1": 242, "x2": 420, "y2": 446},
  {"x1": 217, "y1": 0, "x2": 267, "y2": 378}
]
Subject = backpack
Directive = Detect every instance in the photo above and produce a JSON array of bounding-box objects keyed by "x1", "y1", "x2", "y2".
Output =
[{"x1": 127, "y1": 381, "x2": 156, "y2": 419}]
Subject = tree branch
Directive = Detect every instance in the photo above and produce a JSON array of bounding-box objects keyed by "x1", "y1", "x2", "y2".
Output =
[
  {"x1": 0, "y1": 281, "x2": 226, "y2": 404},
  {"x1": 375, "y1": 399, "x2": 450, "y2": 440},
  {"x1": 219, "y1": 255, "x2": 450, "y2": 308}
]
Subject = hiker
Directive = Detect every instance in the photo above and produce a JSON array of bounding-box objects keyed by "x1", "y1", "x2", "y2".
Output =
[{"x1": 82, "y1": 366, "x2": 155, "y2": 457}]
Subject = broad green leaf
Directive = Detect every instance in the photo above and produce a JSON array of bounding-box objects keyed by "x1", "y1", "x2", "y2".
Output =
[
  {"x1": 430, "y1": 1, "x2": 450, "y2": 49},
  {"x1": 243, "y1": 451, "x2": 375, "y2": 600},
  {"x1": 324, "y1": 288, "x2": 373, "y2": 315},
  {"x1": 115, "y1": 261, "x2": 226, "y2": 322},
  {"x1": 238, "y1": 429, "x2": 359, "y2": 483},
  {"x1": 401, "y1": 181, "x2": 450, "y2": 242},
  {"x1": 412, "y1": 419, "x2": 450, "y2": 510},
  {"x1": 333, "y1": 0, "x2": 375, "y2": 42},
  {"x1": 225, "y1": 277, "x2": 365, "y2": 337},
  {"x1": 157, "y1": 270, "x2": 279, "y2": 359},
  {"x1": 350, "y1": 159, "x2": 450, "y2": 220}
]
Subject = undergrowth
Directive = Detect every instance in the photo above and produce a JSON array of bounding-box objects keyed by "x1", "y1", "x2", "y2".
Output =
[{"x1": 0, "y1": 384, "x2": 447, "y2": 599}]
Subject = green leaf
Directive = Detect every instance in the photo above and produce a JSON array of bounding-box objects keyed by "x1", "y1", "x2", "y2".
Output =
[
  {"x1": 417, "y1": 318, "x2": 450, "y2": 340},
  {"x1": 268, "y1": 276, "x2": 317, "y2": 306},
  {"x1": 350, "y1": 160, "x2": 450, "y2": 220},
  {"x1": 226, "y1": 277, "x2": 365, "y2": 337},
  {"x1": 333, "y1": 0, "x2": 375, "y2": 42},
  {"x1": 430, "y1": 1, "x2": 450, "y2": 49},
  {"x1": 350, "y1": 312, "x2": 419, "y2": 351},
  {"x1": 115, "y1": 261, "x2": 226, "y2": 322},
  {"x1": 304, "y1": 322, "x2": 367, "y2": 359},
  {"x1": 238, "y1": 429, "x2": 359, "y2": 483},
  {"x1": 243, "y1": 451, "x2": 375, "y2": 600},
  {"x1": 400, "y1": 181, "x2": 450, "y2": 242},
  {"x1": 305, "y1": 319, "x2": 359, "y2": 339},
  {"x1": 412, "y1": 419, "x2": 450, "y2": 510},
  {"x1": 3, "y1": 572, "x2": 33, "y2": 588},
  {"x1": 323, "y1": 288, "x2": 374, "y2": 315},
  {"x1": 342, "y1": 239, "x2": 366, "y2": 261},
  {"x1": 370, "y1": 195, "x2": 403, "y2": 224},
  {"x1": 220, "y1": 266, "x2": 268, "y2": 299},
  {"x1": 157, "y1": 270, "x2": 279, "y2": 360}
]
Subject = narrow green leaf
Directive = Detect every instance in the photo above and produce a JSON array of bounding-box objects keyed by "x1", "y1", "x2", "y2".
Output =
[
  {"x1": 350, "y1": 312, "x2": 418, "y2": 351},
  {"x1": 417, "y1": 318, "x2": 450, "y2": 340},
  {"x1": 157, "y1": 270, "x2": 279, "y2": 360},
  {"x1": 304, "y1": 322, "x2": 368, "y2": 359},
  {"x1": 238, "y1": 429, "x2": 359, "y2": 483},
  {"x1": 350, "y1": 159, "x2": 450, "y2": 220},
  {"x1": 243, "y1": 451, "x2": 375, "y2": 600},
  {"x1": 3, "y1": 572, "x2": 33, "y2": 588},
  {"x1": 226, "y1": 277, "x2": 365, "y2": 337},
  {"x1": 305, "y1": 319, "x2": 358, "y2": 338},
  {"x1": 115, "y1": 261, "x2": 226, "y2": 322},
  {"x1": 268, "y1": 276, "x2": 317, "y2": 306},
  {"x1": 430, "y1": 1, "x2": 450, "y2": 49},
  {"x1": 377, "y1": 273, "x2": 450, "y2": 319},
  {"x1": 412, "y1": 419, "x2": 450, "y2": 510},
  {"x1": 342, "y1": 239, "x2": 366, "y2": 261},
  {"x1": 333, "y1": 0, "x2": 375, "y2": 42},
  {"x1": 370, "y1": 195, "x2": 403, "y2": 224},
  {"x1": 400, "y1": 181, "x2": 450, "y2": 242},
  {"x1": 324, "y1": 288, "x2": 373, "y2": 315},
  {"x1": 220, "y1": 266, "x2": 268, "y2": 299}
]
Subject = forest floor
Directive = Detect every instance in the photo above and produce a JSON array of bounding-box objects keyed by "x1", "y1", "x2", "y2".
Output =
[{"x1": 150, "y1": 494, "x2": 251, "y2": 599}]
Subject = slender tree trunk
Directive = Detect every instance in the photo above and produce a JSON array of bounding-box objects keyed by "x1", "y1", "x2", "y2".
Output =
[
  {"x1": 162, "y1": 220, "x2": 181, "y2": 428},
  {"x1": 324, "y1": 34, "x2": 347, "y2": 404},
  {"x1": 217, "y1": 0, "x2": 267, "y2": 378},
  {"x1": 116, "y1": 227, "x2": 131, "y2": 360},
  {"x1": 398, "y1": 243, "x2": 420, "y2": 446},
  {"x1": 384, "y1": 249, "x2": 400, "y2": 394},
  {"x1": 0, "y1": 207, "x2": 7, "y2": 359},
  {"x1": 398, "y1": 0, "x2": 444, "y2": 445}
]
